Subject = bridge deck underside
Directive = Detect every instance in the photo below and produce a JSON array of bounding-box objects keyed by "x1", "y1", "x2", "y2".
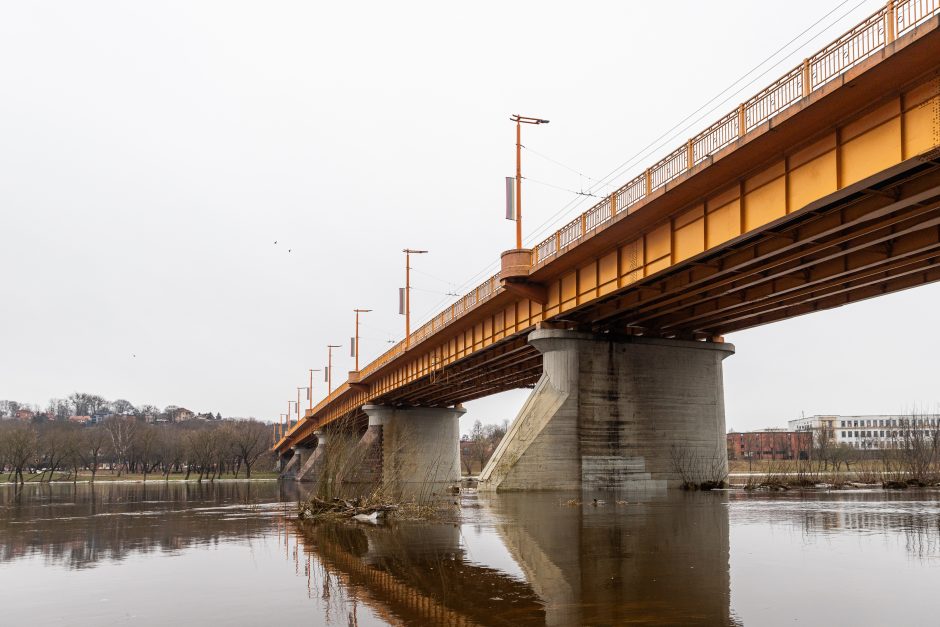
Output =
[{"x1": 572, "y1": 159, "x2": 940, "y2": 337}]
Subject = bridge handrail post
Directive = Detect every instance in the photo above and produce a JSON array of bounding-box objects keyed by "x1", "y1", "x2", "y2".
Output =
[
  {"x1": 686, "y1": 138, "x2": 694, "y2": 171},
  {"x1": 610, "y1": 191, "x2": 617, "y2": 218},
  {"x1": 645, "y1": 168, "x2": 652, "y2": 195},
  {"x1": 738, "y1": 103, "x2": 746, "y2": 137},
  {"x1": 886, "y1": 0, "x2": 896, "y2": 43},
  {"x1": 802, "y1": 58, "x2": 812, "y2": 97}
]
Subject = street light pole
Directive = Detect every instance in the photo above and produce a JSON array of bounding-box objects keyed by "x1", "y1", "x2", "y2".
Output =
[
  {"x1": 353, "y1": 309, "x2": 372, "y2": 371},
  {"x1": 510, "y1": 114, "x2": 549, "y2": 249},
  {"x1": 297, "y1": 387, "x2": 308, "y2": 425},
  {"x1": 287, "y1": 401, "x2": 294, "y2": 431},
  {"x1": 308, "y1": 369, "x2": 321, "y2": 411},
  {"x1": 327, "y1": 344, "x2": 341, "y2": 395},
  {"x1": 402, "y1": 249, "x2": 428, "y2": 347}
]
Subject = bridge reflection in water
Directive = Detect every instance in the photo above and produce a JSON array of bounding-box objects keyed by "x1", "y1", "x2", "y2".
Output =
[{"x1": 288, "y1": 490, "x2": 734, "y2": 626}]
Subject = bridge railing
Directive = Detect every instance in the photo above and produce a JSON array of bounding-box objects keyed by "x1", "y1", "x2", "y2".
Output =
[
  {"x1": 280, "y1": 0, "x2": 939, "y2": 448},
  {"x1": 532, "y1": 0, "x2": 940, "y2": 264}
]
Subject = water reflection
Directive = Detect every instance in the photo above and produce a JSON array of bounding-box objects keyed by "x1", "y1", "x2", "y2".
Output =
[
  {"x1": 0, "y1": 481, "x2": 290, "y2": 569},
  {"x1": 728, "y1": 490, "x2": 940, "y2": 561},
  {"x1": 2, "y1": 483, "x2": 939, "y2": 626},
  {"x1": 286, "y1": 490, "x2": 733, "y2": 626}
]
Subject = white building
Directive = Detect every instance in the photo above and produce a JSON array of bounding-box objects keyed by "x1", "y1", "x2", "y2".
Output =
[{"x1": 789, "y1": 414, "x2": 940, "y2": 450}]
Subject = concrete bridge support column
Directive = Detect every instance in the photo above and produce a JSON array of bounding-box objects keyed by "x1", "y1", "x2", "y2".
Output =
[
  {"x1": 479, "y1": 329, "x2": 734, "y2": 491},
  {"x1": 362, "y1": 404, "x2": 464, "y2": 500},
  {"x1": 295, "y1": 433, "x2": 328, "y2": 483}
]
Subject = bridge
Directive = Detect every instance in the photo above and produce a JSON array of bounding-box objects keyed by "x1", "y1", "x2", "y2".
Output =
[{"x1": 275, "y1": 1, "x2": 940, "y2": 492}]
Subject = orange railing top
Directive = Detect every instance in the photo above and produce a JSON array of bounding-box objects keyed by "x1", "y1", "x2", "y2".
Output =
[
  {"x1": 532, "y1": 0, "x2": 939, "y2": 264},
  {"x1": 278, "y1": 0, "x2": 940, "y2": 448}
]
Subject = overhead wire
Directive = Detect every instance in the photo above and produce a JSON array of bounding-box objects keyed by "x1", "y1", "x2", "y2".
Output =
[
  {"x1": 408, "y1": 0, "x2": 877, "y2": 331},
  {"x1": 521, "y1": 0, "x2": 872, "y2": 246}
]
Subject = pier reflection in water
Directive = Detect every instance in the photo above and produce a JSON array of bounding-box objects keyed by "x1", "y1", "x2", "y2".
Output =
[{"x1": 1, "y1": 483, "x2": 940, "y2": 626}]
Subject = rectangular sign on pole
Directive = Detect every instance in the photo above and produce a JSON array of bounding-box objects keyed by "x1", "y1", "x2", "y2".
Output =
[
  {"x1": 505, "y1": 176, "x2": 516, "y2": 220},
  {"x1": 306, "y1": 387, "x2": 311, "y2": 401},
  {"x1": 324, "y1": 367, "x2": 329, "y2": 382},
  {"x1": 350, "y1": 338, "x2": 355, "y2": 357},
  {"x1": 399, "y1": 288, "x2": 406, "y2": 315}
]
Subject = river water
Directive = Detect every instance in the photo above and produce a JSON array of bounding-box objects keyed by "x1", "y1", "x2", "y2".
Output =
[{"x1": 1, "y1": 482, "x2": 938, "y2": 626}]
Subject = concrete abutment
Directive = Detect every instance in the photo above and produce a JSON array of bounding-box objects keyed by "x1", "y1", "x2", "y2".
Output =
[{"x1": 479, "y1": 329, "x2": 734, "y2": 491}]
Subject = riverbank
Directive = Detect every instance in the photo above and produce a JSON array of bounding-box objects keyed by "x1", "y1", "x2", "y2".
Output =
[{"x1": 3, "y1": 470, "x2": 280, "y2": 483}]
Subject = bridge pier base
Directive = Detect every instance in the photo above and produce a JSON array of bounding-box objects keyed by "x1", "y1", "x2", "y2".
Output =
[
  {"x1": 362, "y1": 404, "x2": 464, "y2": 499},
  {"x1": 295, "y1": 435, "x2": 326, "y2": 483},
  {"x1": 479, "y1": 329, "x2": 734, "y2": 491}
]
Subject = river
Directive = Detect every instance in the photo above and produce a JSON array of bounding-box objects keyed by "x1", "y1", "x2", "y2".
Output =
[{"x1": 0, "y1": 482, "x2": 938, "y2": 625}]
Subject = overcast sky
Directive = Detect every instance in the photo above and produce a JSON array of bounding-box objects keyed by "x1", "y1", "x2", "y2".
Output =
[{"x1": 3, "y1": 0, "x2": 938, "y2": 432}]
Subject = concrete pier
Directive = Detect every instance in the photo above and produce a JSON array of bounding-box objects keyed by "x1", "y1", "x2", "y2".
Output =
[
  {"x1": 362, "y1": 404, "x2": 464, "y2": 499},
  {"x1": 479, "y1": 329, "x2": 733, "y2": 491}
]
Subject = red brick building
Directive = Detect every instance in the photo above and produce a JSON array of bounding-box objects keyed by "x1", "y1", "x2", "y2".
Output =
[{"x1": 726, "y1": 430, "x2": 813, "y2": 461}]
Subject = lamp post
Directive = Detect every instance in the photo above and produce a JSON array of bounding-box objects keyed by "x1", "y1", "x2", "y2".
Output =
[
  {"x1": 510, "y1": 114, "x2": 550, "y2": 249},
  {"x1": 308, "y1": 369, "x2": 321, "y2": 411},
  {"x1": 297, "y1": 387, "x2": 309, "y2": 424},
  {"x1": 287, "y1": 401, "x2": 295, "y2": 432},
  {"x1": 352, "y1": 309, "x2": 372, "y2": 371},
  {"x1": 326, "y1": 344, "x2": 341, "y2": 395},
  {"x1": 402, "y1": 249, "x2": 428, "y2": 347},
  {"x1": 280, "y1": 413, "x2": 288, "y2": 438}
]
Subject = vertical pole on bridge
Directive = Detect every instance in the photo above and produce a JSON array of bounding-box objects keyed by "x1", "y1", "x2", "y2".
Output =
[
  {"x1": 886, "y1": 0, "x2": 896, "y2": 44},
  {"x1": 327, "y1": 344, "x2": 341, "y2": 395},
  {"x1": 353, "y1": 308, "x2": 372, "y2": 371},
  {"x1": 402, "y1": 250, "x2": 427, "y2": 348},
  {"x1": 509, "y1": 114, "x2": 549, "y2": 249},
  {"x1": 308, "y1": 369, "x2": 320, "y2": 411},
  {"x1": 516, "y1": 118, "x2": 522, "y2": 249}
]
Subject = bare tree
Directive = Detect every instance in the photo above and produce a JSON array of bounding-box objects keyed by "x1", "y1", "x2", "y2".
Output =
[
  {"x1": 229, "y1": 419, "x2": 269, "y2": 478},
  {"x1": 185, "y1": 428, "x2": 218, "y2": 482},
  {"x1": 77, "y1": 426, "x2": 110, "y2": 481},
  {"x1": 38, "y1": 423, "x2": 73, "y2": 481},
  {"x1": 2, "y1": 423, "x2": 39, "y2": 483},
  {"x1": 110, "y1": 399, "x2": 136, "y2": 416},
  {"x1": 0, "y1": 400, "x2": 21, "y2": 418},
  {"x1": 134, "y1": 425, "x2": 162, "y2": 481},
  {"x1": 46, "y1": 398, "x2": 70, "y2": 421},
  {"x1": 104, "y1": 416, "x2": 138, "y2": 475}
]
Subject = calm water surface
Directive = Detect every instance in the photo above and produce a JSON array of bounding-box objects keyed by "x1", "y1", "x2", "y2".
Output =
[{"x1": 0, "y1": 482, "x2": 938, "y2": 626}]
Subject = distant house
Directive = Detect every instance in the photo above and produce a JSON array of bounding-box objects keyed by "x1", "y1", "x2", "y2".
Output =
[
  {"x1": 176, "y1": 408, "x2": 195, "y2": 421},
  {"x1": 14, "y1": 409, "x2": 34, "y2": 421},
  {"x1": 69, "y1": 415, "x2": 92, "y2": 425}
]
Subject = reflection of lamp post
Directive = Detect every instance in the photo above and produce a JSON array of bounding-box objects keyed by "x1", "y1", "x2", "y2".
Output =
[
  {"x1": 509, "y1": 114, "x2": 549, "y2": 249},
  {"x1": 308, "y1": 369, "x2": 320, "y2": 411},
  {"x1": 352, "y1": 309, "x2": 372, "y2": 371},
  {"x1": 402, "y1": 249, "x2": 427, "y2": 347},
  {"x1": 326, "y1": 344, "x2": 341, "y2": 395}
]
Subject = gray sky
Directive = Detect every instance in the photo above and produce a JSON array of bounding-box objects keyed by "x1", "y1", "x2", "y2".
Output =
[{"x1": 3, "y1": 0, "x2": 937, "y2": 432}]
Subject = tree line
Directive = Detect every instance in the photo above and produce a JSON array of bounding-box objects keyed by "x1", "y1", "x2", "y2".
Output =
[
  {"x1": 0, "y1": 394, "x2": 220, "y2": 422},
  {"x1": 0, "y1": 416, "x2": 273, "y2": 484}
]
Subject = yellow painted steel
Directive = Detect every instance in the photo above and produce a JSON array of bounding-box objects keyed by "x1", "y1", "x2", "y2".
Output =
[{"x1": 275, "y1": 1, "x2": 940, "y2": 451}]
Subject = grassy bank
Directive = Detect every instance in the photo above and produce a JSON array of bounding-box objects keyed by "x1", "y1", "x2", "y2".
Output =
[{"x1": 728, "y1": 459, "x2": 940, "y2": 490}]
